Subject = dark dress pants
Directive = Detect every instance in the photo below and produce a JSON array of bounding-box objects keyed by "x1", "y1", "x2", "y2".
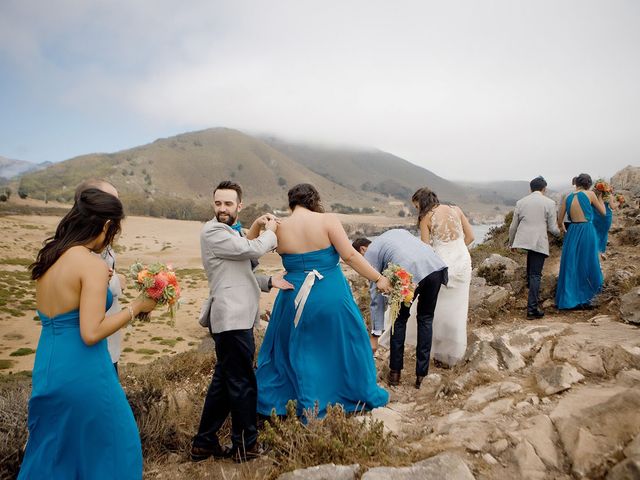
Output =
[
  {"x1": 390, "y1": 269, "x2": 446, "y2": 376},
  {"x1": 193, "y1": 328, "x2": 257, "y2": 451},
  {"x1": 526, "y1": 250, "x2": 547, "y2": 313}
]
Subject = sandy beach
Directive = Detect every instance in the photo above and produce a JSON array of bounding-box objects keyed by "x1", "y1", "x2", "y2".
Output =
[{"x1": 0, "y1": 212, "x2": 397, "y2": 373}]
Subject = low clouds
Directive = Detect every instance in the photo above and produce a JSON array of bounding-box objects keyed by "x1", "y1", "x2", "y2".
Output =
[{"x1": 1, "y1": 0, "x2": 639, "y2": 183}]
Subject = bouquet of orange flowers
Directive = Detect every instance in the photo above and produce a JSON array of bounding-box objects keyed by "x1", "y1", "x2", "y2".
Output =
[
  {"x1": 382, "y1": 263, "x2": 415, "y2": 331},
  {"x1": 594, "y1": 179, "x2": 613, "y2": 200},
  {"x1": 616, "y1": 193, "x2": 626, "y2": 206},
  {"x1": 129, "y1": 261, "x2": 181, "y2": 325}
]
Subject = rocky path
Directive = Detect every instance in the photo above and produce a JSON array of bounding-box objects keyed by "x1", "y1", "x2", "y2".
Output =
[{"x1": 363, "y1": 313, "x2": 640, "y2": 479}]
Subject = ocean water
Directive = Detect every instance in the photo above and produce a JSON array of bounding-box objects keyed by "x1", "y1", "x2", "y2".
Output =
[
  {"x1": 367, "y1": 223, "x2": 499, "y2": 245},
  {"x1": 471, "y1": 223, "x2": 499, "y2": 245}
]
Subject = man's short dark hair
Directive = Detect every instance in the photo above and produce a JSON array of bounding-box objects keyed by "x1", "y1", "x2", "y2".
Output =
[
  {"x1": 530, "y1": 176, "x2": 547, "y2": 192},
  {"x1": 352, "y1": 237, "x2": 371, "y2": 252},
  {"x1": 214, "y1": 180, "x2": 242, "y2": 202}
]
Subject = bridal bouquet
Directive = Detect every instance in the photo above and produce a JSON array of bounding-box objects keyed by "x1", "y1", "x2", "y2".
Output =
[
  {"x1": 129, "y1": 261, "x2": 181, "y2": 325},
  {"x1": 594, "y1": 179, "x2": 613, "y2": 200},
  {"x1": 616, "y1": 193, "x2": 626, "y2": 206},
  {"x1": 382, "y1": 263, "x2": 415, "y2": 330}
]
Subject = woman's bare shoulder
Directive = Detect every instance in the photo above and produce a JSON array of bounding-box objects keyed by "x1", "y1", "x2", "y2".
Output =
[{"x1": 67, "y1": 247, "x2": 108, "y2": 272}]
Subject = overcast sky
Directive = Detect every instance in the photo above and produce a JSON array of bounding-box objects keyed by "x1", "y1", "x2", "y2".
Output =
[{"x1": 1, "y1": 0, "x2": 639, "y2": 185}]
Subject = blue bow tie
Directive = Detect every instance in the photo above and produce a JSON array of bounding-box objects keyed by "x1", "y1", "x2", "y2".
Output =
[{"x1": 230, "y1": 222, "x2": 243, "y2": 234}]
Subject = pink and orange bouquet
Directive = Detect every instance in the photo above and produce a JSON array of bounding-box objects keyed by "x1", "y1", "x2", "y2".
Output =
[
  {"x1": 382, "y1": 263, "x2": 416, "y2": 329},
  {"x1": 129, "y1": 261, "x2": 181, "y2": 325},
  {"x1": 594, "y1": 179, "x2": 613, "y2": 200}
]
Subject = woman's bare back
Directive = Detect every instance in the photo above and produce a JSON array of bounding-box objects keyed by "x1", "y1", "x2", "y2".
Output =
[
  {"x1": 35, "y1": 247, "x2": 105, "y2": 318},
  {"x1": 276, "y1": 210, "x2": 333, "y2": 254}
]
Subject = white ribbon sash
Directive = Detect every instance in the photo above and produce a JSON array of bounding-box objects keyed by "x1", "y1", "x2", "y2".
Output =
[{"x1": 293, "y1": 269, "x2": 324, "y2": 328}]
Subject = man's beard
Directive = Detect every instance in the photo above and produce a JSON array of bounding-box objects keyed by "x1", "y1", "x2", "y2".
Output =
[{"x1": 216, "y1": 211, "x2": 237, "y2": 226}]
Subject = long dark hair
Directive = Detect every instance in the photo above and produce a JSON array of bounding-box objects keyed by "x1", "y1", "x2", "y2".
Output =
[
  {"x1": 412, "y1": 187, "x2": 440, "y2": 225},
  {"x1": 30, "y1": 188, "x2": 124, "y2": 280},
  {"x1": 288, "y1": 183, "x2": 324, "y2": 213}
]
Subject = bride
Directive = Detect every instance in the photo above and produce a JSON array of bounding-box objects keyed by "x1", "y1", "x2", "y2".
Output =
[{"x1": 411, "y1": 188, "x2": 474, "y2": 366}]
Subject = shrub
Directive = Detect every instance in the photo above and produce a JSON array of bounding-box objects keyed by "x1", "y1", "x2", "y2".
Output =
[
  {"x1": 0, "y1": 380, "x2": 30, "y2": 479},
  {"x1": 9, "y1": 348, "x2": 35, "y2": 357},
  {"x1": 260, "y1": 401, "x2": 401, "y2": 478},
  {"x1": 477, "y1": 263, "x2": 507, "y2": 286},
  {"x1": 121, "y1": 351, "x2": 214, "y2": 461}
]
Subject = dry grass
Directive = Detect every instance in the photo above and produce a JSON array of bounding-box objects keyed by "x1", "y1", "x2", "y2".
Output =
[
  {"x1": 259, "y1": 401, "x2": 405, "y2": 479},
  {"x1": 0, "y1": 379, "x2": 30, "y2": 480},
  {"x1": 121, "y1": 350, "x2": 215, "y2": 462}
]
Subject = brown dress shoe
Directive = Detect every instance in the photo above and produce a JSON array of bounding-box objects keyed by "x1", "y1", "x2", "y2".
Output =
[
  {"x1": 234, "y1": 442, "x2": 269, "y2": 463},
  {"x1": 388, "y1": 369, "x2": 401, "y2": 386},
  {"x1": 191, "y1": 443, "x2": 232, "y2": 461}
]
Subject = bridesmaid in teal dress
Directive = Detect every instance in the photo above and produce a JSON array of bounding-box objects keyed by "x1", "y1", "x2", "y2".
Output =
[
  {"x1": 555, "y1": 174, "x2": 606, "y2": 310},
  {"x1": 19, "y1": 189, "x2": 156, "y2": 480},
  {"x1": 257, "y1": 184, "x2": 391, "y2": 419},
  {"x1": 592, "y1": 197, "x2": 613, "y2": 253}
]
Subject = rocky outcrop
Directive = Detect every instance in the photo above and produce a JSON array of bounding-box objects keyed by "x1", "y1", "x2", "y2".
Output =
[
  {"x1": 621, "y1": 287, "x2": 640, "y2": 324},
  {"x1": 550, "y1": 386, "x2": 640, "y2": 477},
  {"x1": 535, "y1": 363, "x2": 584, "y2": 395},
  {"x1": 611, "y1": 165, "x2": 640, "y2": 196},
  {"x1": 277, "y1": 464, "x2": 360, "y2": 480},
  {"x1": 477, "y1": 254, "x2": 521, "y2": 286},
  {"x1": 362, "y1": 452, "x2": 475, "y2": 480}
]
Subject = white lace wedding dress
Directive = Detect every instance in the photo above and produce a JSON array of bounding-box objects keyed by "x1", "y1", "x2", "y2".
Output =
[{"x1": 379, "y1": 207, "x2": 471, "y2": 367}]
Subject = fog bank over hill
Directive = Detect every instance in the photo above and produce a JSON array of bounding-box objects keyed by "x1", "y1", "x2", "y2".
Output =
[{"x1": 8, "y1": 128, "x2": 593, "y2": 221}]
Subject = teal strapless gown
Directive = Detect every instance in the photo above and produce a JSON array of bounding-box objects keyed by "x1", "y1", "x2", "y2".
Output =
[
  {"x1": 556, "y1": 192, "x2": 603, "y2": 309},
  {"x1": 592, "y1": 201, "x2": 613, "y2": 253},
  {"x1": 257, "y1": 246, "x2": 388, "y2": 418},
  {"x1": 19, "y1": 290, "x2": 143, "y2": 480}
]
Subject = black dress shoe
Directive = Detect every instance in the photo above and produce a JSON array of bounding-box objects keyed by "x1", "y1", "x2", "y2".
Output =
[
  {"x1": 234, "y1": 442, "x2": 269, "y2": 463},
  {"x1": 388, "y1": 370, "x2": 401, "y2": 387},
  {"x1": 415, "y1": 375, "x2": 425, "y2": 389},
  {"x1": 526, "y1": 308, "x2": 545, "y2": 320},
  {"x1": 191, "y1": 443, "x2": 232, "y2": 461}
]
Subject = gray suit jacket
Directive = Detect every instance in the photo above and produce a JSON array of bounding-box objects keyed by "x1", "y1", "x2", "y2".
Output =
[
  {"x1": 509, "y1": 192, "x2": 560, "y2": 256},
  {"x1": 198, "y1": 219, "x2": 277, "y2": 334},
  {"x1": 364, "y1": 229, "x2": 448, "y2": 333}
]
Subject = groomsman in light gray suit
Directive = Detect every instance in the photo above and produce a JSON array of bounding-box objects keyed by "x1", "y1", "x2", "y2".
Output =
[
  {"x1": 192, "y1": 180, "x2": 292, "y2": 463},
  {"x1": 509, "y1": 176, "x2": 560, "y2": 319}
]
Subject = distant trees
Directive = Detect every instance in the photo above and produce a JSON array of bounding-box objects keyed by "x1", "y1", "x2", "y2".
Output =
[
  {"x1": 330, "y1": 203, "x2": 376, "y2": 214},
  {"x1": 121, "y1": 193, "x2": 211, "y2": 221}
]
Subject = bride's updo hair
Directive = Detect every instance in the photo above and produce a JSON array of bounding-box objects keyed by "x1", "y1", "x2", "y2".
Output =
[
  {"x1": 412, "y1": 187, "x2": 440, "y2": 225},
  {"x1": 575, "y1": 173, "x2": 593, "y2": 190},
  {"x1": 288, "y1": 183, "x2": 324, "y2": 213},
  {"x1": 30, "y1": 188, "x2": 124, "y2": 280}
]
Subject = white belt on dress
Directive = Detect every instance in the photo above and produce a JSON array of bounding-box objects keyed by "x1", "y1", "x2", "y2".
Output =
[{"x1": 293, "y1": 269, "x2": 324, "y2": 328}]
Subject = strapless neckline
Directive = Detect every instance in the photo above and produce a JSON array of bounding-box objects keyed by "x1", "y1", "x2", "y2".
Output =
[{"x1": 279, "y1": 245, "x2": 335, "y2": 257}]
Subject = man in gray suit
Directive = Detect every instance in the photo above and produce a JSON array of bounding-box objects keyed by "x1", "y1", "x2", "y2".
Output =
[
  {"x1": 509, "y1": 176, "x2": 561, "y2": 319},
  {"x1": 353, "y1": 229, "x2": 448, "y2": 389},
  {"x1": 192, "y1": 180, "x2": 292, "y2": 463}
]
